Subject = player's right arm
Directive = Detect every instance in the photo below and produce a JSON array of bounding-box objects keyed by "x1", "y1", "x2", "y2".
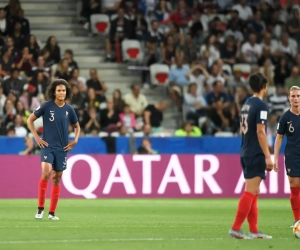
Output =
[
  {"x1": 274, "y1": 115, "x2": 286, "y2": 172},
  {"x1": 27, "y1": 105, "x2": 49, "y2": 148},
  {"x1": 256, "y1": 107, "x2": 273, "y2": 171}
]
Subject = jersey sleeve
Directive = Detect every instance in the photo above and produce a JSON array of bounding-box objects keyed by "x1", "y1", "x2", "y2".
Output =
[
  {"x1": 69, "y1": 106, "x2": 78, "y2": 125},
  {"x1": 33, "y1": 102, "x2": 47, "y2": 118},
  {"x1": 256, "y1": 102, "x2": 268, "y2": 125},
  {"x1": 277, "y1": 114, "x2": 286, "y2": 135}
]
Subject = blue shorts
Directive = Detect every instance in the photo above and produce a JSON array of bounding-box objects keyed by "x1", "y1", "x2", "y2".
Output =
[
  {"x1": 285, "y1": 158, "x2": 300, "y2": 177},
  {"x1": 240, "y1": 154, "x2": 266, "y2": 180},
  {"x1": 40, "y1": 148, "x2": 67, "y2": 172}
]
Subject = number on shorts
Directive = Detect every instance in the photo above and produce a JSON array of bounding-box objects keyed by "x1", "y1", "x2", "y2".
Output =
[{"x1": 241, "y1": 114, "x2": 248, "y2": 134}]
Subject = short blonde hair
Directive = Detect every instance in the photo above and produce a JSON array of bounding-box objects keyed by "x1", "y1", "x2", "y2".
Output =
[{"x1": 289, "y1": 86, "x2": 300, "y2": 95}]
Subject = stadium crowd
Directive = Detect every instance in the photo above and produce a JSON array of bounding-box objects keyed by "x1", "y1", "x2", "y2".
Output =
[{"x1": 1, "y1": 0, "x2": 300, "y2": 149}]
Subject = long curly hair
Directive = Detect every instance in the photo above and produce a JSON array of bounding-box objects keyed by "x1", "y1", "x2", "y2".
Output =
[{"x1": 45, "y1": 79, "x2": 72, "y2": 101}]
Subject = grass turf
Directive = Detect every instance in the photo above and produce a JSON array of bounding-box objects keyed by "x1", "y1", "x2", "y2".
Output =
[{"x1": 0, "y1": 199, "x2": 299, "y2": 250}]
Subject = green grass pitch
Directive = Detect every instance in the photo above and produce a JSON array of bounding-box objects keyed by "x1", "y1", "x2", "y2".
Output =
[{"x1": 0, "y1": 199, "x2": 299, "y2": 250}]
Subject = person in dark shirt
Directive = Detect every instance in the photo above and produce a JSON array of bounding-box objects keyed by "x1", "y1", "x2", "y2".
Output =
[
  {"x1": 229, "y1": 73, "x2": 273, "y2": 239},
  {"x1": 274, "y1": 86, "x2": 300, "y2": 227},
  {"x1": 63, "y1": 49, "x2": 78, "y2": 71},
  {"x1": 27, "y1": 79, "x2": 80, "y2": 221},
  {"x1": 43, "y1": 36, "x2": 61, "y2": 64},
  {"x1": 86, "y1": 68, "x2": 107, "y2": 102},
  {"x1": 144, "y1": 101, "x2": 168, "y2": 130},
  {"x1": 16, "y1": 8, "x2": 30, "y2": 36}
]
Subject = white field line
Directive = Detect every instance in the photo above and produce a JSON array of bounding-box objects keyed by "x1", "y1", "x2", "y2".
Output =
[{"x1": 0, "y1": 237, "x2": 291, "y2": 244}]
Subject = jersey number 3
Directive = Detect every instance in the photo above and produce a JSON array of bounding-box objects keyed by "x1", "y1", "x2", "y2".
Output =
[{"x1": 241, "y1": 114, "x2": 248, "y2": 134}]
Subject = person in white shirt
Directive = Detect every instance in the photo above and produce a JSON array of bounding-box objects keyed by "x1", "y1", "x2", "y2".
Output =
[
  {"x1": 0, "y1": 86, "x2": 6, "y2": 118},
  {"x1": 0, "y1": 8, "x2": 8, "y2": 36},
  {"x1": 241, "y1": 33, "x2": 262, "y2": 64},
  {"x1": 13, "y1": 114, "x2": 28, "y2": 137},
  {"x1": 102, "y1": 0, "x2": 121, "y2": 14},
  {"x1": 124, "y1": 83, "x2": 148, "y2": 117},
  {"x1": 185, "y1": 64, "x2": 210, "y2": 96},
  {"x1": 232, "y1": 0, "x2": 253, "y2": 21}
]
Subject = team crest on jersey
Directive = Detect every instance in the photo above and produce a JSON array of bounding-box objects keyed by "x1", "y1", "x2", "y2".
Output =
[{"x1": 287, "y1": 121, "x2": 294, "y2": 133}]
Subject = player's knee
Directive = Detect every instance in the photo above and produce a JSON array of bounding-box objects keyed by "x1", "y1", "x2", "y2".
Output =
[
  {"x1": 41, "y1": 172, "x2": 51, "y2": 180},
  {"x1": 51, "y1": 176, "x2": 61, "y2": 185}
]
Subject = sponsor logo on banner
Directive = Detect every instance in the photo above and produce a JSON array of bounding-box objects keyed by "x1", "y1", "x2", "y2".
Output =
[{"x1": 0, "y1": 154, "x2": 289, "y2": 198}]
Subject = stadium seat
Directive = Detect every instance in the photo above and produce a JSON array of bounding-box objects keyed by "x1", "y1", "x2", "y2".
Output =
[
  {"x1": 90, "y1": 14, "x2": 110, "y2": 35},
  {"x1": 121, "y1": 40, "x2": 143, "y2": 63},
  {"x1": 33, "y1": 117, "x2": 43, "y2": 131},
  {"x1": 222, "y1": 64, "x2": 232, "y2": 75},
  {"x1": 233, "y1": 63, "x2": 251, "y2": 79},
  {"x1": 150, "y1": 64, "x2": 170, "y2": 85},
  {"x1": 214, "y1": 131, "x2": 234, "y2": 137}
]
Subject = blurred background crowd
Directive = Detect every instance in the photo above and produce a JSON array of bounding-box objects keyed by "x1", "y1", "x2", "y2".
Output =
[{"x1": 0, "y1": 0, "x2": 299, "y2": 154}]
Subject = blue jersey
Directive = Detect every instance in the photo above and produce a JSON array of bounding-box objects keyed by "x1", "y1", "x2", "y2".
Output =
[
  {"x1": 240, "y1": 97, "x2": 269, "y2": 157},
  {"x1": 34, "y1": 100, "x2": 78, "y2": 151},
  {"x1": 277, "y1": 110, "x2": 300, "y2": 158}
]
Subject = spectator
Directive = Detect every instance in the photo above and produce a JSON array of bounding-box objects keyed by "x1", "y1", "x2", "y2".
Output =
[
  {"x1": 227, "y1": 67, "x2": 246, "y2": 95},
  {"x1": 100, "y1": 98, "x2": 120, "y2": 132},
  {"x1": 257, "y1": 45, "x2": 274, "y2": 67},
  {"x1": 220, "y1": 36, "x2": 239, "y2": 66},
  {"x1": 259, "y1": 58, "x2": 274, "y2": 86},
  {"x1": 287, "y1": 8, "x2": 300, "y2": 42},
  {"x1": 200, "y1": 34, "x2": 220, "y2": 67},
  {"x1": 5, "y1": 0, "x2": 21, "y2": 21},
  {"x1": 6, "y1": 35, "x2": 20, "y2": 58},
  {"x1": 43, "y1": 36, "x2": 61, "y2": 64},
  {"x1": 14, "y1": 46, "x2": 34, "y2": 75},
  {"x1": 121, "y1": 0, "x2": 139, "y2": 18},
  {"x1": 19, "y1": 90, "x2": 40, "y2": 111},
  {"x1": 84, "y1": 107, "x2": 101, "y2": 133},
  {"x1": 274, "y1": 56, "x2": 290, "y2": 86},
  {"x1": 199, "y1": 0, "x2": 218, "y2": 14},
  {"x1": 249, "y1": 10, "x2": 265, "y2": 35},
  {"x1": 145, "y1": 20, "x2": 164, "y2": 49},
  {"x1": 189, "y1": 13, "x2": 204, "y2": 44},
  {"x1": 69, "y1": 68, "x2": 87, "y2": 93},
  {"x1": 139, "y1": 138, "x2": 158, "y2": 154},
  {"x1": 132, "y1": 10, "x2": 148, "y2": 40},
  {"x1": 144, "y1": 100, "x2": 168, "y2": 133},
  {"x1": 278, "y1": 33, "x2": 297, "y2": 57},
  {"x1": 54, "y1": 59, "x2": 71, "y2": 81},
  {"x1": 232, "y1": 0, "x2": 253, "y2": 21},
  {"x1": 2, "y1": 68, "x2": 24, "y2": 97},
  {"x1": 260, "y1": 32, "x2": 278, "y2": 54},
  {"x1": 29, "y1": 56, "x2": 50, "y2": 81},
  {"x1": 0, "y1": 8, "x2": 9, "y2": 37},
  {"x1": 124, "y1": 83, "x2": 148, "y2": 117},
  {"x1": 155, "y1": 0, "x2": 171, "y2": 31},
  {"x1": 221, "y1": 102, "x2": 240, "y2": 133},
  {"x1": 175, "y1": 121, "x2": 202, "y2": 137},
  {"x1": 105, "y1": 8, "x2": 131, "y2": 61},
  {"x1": 86, "y1": 69, "x2": 107, "y2": 102},
  {"x1": 182, "y1": 33, "x2": 198, "y2": 64},
  {"x1": 19, "y1": 136, "x2": 40, "y2": 155},
  {"x1": 119, "y1": 104, "x2": 136, "y2": 131},
  {"x1": 162, "y1": 35, "x2": 180, "y2": 66},
  {"x1": 6, "y1": 125, "x2": 15, "y2": 136},
  {"x1": 241, "y1": 33, "x2": 262, "y2": 64},
  {"x1": 0, "y1": 46, "x2": 14, "y2": 77},
  {"x1": 102, "y1": 0, "x2": 121, "y2": 16},
  {"x1": 15, "y1": 100, "x2": 30, "y2": 123},
  {"x1": 185, "y1": 64, "x2": 210, "y2": 96},
  {"x1": 25, "y1": 34, "x2": 39, "y2": 63},
  {"x1": 85, "y1": 88, "x2": 100, "y2": 109},
  {"x1": 11, "y1": 21, "x2": 25, "y2": 50},
  {"x1": 284, "y1": 66, "x2": 300, "y2": 91},
  {"x1": 141, "y1": 40, "x2": 159, "y2": 88},
  {"x1": 113, "y1": 89, "x2": 126, "y2": 114},
  {"x1": 206, "y1": 62, "x2": 225, "y2": 90},
  {"x1": 0, "y1": 86, "x2": 7, "y2": 119},
  {"x1": 12, "y1": 114, "x2": 26, "y2": 137},
  {"x1": 184, "y1": 83, "x2": 207, "y2": 123},
  {"x1": 234, "y1": 85, "x2": 249, "y2": 112},
  {"x1": 71, "y1": 84, "x2": 84, "y2": 111},
  {"x1": 168, "y1": 55, "x2": 189, "y2": 110},
  {"x1": 171, "y1": 0, "x2": 192, "y2": 28},
  {"x1": 267, "y1": 85, "x2": 289, "y2": 116},
  {"x1": 16, "y1": 8, "x2": 30, "y2": 37},
  {"x1": 64, "y1": 49, "x2": 78, "y2": 71},
  {"x1": 3, "y1": 99, "x2": 16, "y2": 126},
  {"x1": 30, "y1": 71, "x2": 49, "y2": 97}
]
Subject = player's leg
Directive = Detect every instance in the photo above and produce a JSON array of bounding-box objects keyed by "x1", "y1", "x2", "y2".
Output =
[
  {"x1": 48, "y1": 170, "x2": 63, "y2": 220},
  {"x1": 35, "y1": 149, "x2": 54, "y2": 219},
  {"x1": 48, "y1": 152, "x2": 66, "y2": 220},
  {"x1": 288, "y1": 176, "x2": 300, "y2": 226}
]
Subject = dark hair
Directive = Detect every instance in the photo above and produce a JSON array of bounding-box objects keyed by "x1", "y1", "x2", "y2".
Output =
[
  {"x1": 137, "y1": 146, "x2": 148, "y2": 154},
  {"x1": 45, "y1": 79, "x2": 72, "y2": 101},
  {"x1": 65, "y1": 49, "x2": 73, "y2": 57},
  {"x1": 248, "y1": 73, "x2": 268, "y2": 93}
]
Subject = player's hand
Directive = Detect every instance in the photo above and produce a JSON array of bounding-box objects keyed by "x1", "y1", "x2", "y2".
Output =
[
  {"x1": 265, "y1": 157, "x2": 274, "y2": 171},
  {"x1": 64, "y1": 140, "x2": 77, "y2": 152},
  {"x1": 274, "y1": 159, "x2": 279, "y2": 172},
  {"x1": 35, "y1": 137, "x2": 48, "y2": 148}
]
